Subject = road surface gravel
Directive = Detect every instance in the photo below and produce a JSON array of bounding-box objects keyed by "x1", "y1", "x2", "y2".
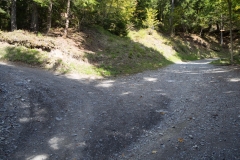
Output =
[{"x1": 0, "y1": 59, "x2": 240, "y2": 160}]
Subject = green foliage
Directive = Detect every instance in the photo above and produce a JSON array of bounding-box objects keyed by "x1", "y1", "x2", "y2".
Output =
[{"x1": 142, "y1": 8, "x2": 159, "y2": 30}]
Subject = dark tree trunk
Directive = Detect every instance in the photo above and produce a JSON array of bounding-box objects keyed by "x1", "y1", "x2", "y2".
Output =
[
  {"x1": 11, "y1": 0, "x2": 17, "y2": 31},
  {"x1": 30, "y1": 1, "x2": 38, "y2": 32},
  {"x1": 63, "y1": 0, "x2": 71, "y2": 38},
  {"x1": 220, "y1": 14, "x2": 223, "y2": 46},
  {"x1": 170, "y1": 0, "x2": 175, "y2": 36},
  {"x1": 227, "y1": 0, "x2": 233, "y2": 63},
  {"x1": 46, "y1": 0, "x2": 53, "y2": 34}
]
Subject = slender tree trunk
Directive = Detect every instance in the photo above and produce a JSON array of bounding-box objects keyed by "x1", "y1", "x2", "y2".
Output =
[
  {"x1": 220, "y1": 14, "x2": 223, "y2": 46},
  {"x1": 169, "y1": 0, "x2": 174, "y2": 36},
  {"x1": 63, "y1": 0, "x2": 71, "y2": 38},
  {"x1": 11, "y1": 0, "x2": 17, "y2": 31},
  {"x1": 227, "y1": 0, "x2": 233, "y2": 63},
  {"x1": 46, "y1": 0, "x2": 53, "y2": 34},
  {"x1": 199, "y1": 28, "x2": 203, "y2": 37},
  {"x1": 31, "y1": 1, "x2": 38, "y2": 32}
]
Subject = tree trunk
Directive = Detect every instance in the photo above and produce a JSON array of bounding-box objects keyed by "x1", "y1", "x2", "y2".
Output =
[
  {"x1": 63, "y1": 0, "x2": 71, "y2": 38},
  {"x1": 30, "y1": 1, "x2": 38, "y2": 32},
  {"x1": 11, "y1": 0, "x2": 17, "y2": 31},
  {"x1": 227, "y1": 0, "x2": 233, "y2": 63},
  {"x1": 169, "y1": 0, "x2": 174, "y2": 36},
  {"x1": 46, "y1": 0, "x2": 53, "y2": 34},
  {"x1": 220, "y1": 14, "x2": 223, "y2": 46}
]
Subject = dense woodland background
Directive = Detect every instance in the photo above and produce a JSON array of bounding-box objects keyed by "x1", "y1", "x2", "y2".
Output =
[{"x1": 0, "y1": 0, "x2": 239, "y2": 36}]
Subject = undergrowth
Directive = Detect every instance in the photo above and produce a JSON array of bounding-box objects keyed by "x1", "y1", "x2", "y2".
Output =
[{"x1": 0, "y1": 27, "x2": 231, "y2": 77}]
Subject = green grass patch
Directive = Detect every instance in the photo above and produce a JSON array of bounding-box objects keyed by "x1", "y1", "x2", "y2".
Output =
[
  {"x1": 0, "y1": 46, "x2": 48, "y2": 65},
  {"x1": 210, "y1": 58, "x2": 231, "y2": 65},
  {"x1": 211, "y1": 56, "x2": 240, "y2": 66}
]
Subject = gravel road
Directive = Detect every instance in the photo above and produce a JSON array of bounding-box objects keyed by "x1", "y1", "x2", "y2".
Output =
[{"x1": 0, "y1": 59, "x2": 240, "y2": 160}]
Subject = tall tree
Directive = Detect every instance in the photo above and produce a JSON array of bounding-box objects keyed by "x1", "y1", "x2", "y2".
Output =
[
  {"x1": 30, "y1": 1, "x2": 39, "y2": 32},
  {"x1": 169, "y1": 0, "x2": 174, "y2": 35},
  {"x1": 227, "y1": 0, "x2": 233, "y2": 63},
  {"x1": 63, "y1": 0, "x2": 71, "y2": 38},
  {"x1": 11, "y1": 0, "x2": 17, "y2": 31}
]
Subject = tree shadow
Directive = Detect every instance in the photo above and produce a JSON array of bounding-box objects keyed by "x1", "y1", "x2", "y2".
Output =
[
  {"x1": 0, "y1": 62, "x2": 171, "y2": 159},
  {"x1": 83, "y1": 36, "x2": 173, "y2": 77}
]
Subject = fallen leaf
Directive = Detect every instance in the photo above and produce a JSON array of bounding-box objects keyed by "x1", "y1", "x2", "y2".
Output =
[{"x1": 178, "y1": 138, "x2": 184, "y2": 143}]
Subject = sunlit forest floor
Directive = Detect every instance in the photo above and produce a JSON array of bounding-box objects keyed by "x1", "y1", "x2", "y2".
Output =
[{"x1": 0, "y1": 27, "x2": 238, "y2": 77}]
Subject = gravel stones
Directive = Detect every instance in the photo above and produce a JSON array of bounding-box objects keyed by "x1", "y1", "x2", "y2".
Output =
[{"x1": 1, "y1": 60, "x2": 240, "y2": 159}]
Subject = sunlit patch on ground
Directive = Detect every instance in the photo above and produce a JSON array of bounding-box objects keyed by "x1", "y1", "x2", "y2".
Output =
[
  {"x1": 26, "y1": 154, "x2": 49, "y2": 160},
  {"x1": 228, "y1": 78, "x2": 240, "y2": 82},
  {"x1": 48, "y1": 137, "x2": 65, "y2": 150},
  {"x1": 144, "y1": 77, "x2": 158, "y2": 82}
]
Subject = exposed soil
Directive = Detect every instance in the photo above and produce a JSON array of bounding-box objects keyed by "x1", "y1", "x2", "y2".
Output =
[{"x1": 0, "y1": 59, "x2": 240, "y2": 160}]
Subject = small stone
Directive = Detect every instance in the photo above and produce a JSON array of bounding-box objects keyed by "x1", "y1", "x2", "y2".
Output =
[
  {"x1": 193, "y1": 145, "x2": 199, "y2": 149},
  {"x1": 189, "y1": 135, "x2": 193, "y2": 139},
  {"x1": 21, "y1": 98, "x2": 25, "y2": 102},
  {"x1": 0, "y1": 108, "x2": 7, "y2": 112},
  {"x1": 56, "y1": 117, "x2": 62, "y2": 121},
  {"x1": 0, "y1": 137, "x2": 5, "y2": 141},
  {"x1": 15, "y1": 95, "x2": 21, "y2": 99}
]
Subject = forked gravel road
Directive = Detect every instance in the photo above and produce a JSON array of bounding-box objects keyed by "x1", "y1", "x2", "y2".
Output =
[{"x1": 0, "y1": 59, "x2": 240, "y2": 160}]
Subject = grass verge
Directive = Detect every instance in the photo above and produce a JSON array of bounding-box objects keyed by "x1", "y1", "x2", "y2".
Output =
[{"x1": 0, "y1": 27, "x2": 231, "y2": 77}]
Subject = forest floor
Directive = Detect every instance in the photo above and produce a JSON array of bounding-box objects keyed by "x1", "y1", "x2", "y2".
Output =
[
  {"x1": 1, "y1": 59, "x2": 240, "y2": 159},
  {"x1": 0, "y1": 27, "x2": 228, "y2": 77}
]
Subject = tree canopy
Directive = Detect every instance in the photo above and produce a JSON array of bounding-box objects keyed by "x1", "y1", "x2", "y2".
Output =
[{"x1": 0, "y1": 0, "x2": 239, "y2": 37}]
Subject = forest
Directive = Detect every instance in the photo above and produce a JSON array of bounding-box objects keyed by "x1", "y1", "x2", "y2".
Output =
[{"x1": 0, "y1": 0, "x2": 239, "y2": 36}]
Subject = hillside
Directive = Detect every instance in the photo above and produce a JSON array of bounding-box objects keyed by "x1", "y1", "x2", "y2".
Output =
[{"x1": 0, "y1": 27, "x2": 231, "y2": 77}]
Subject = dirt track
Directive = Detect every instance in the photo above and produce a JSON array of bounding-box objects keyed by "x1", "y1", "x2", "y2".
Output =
[{"x1": 0, "y1": 59, "x2": 240, "y2": 160}]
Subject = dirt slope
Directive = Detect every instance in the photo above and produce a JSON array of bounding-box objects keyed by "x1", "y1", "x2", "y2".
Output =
[{"x1": 0, "y1": 60, "x2": 240, "y2": 160}]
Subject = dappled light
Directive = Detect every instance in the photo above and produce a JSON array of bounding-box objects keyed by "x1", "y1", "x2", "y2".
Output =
[
  {"x1": 26, "y1": 154, "x2": 49, "y2": 160},
  {"x1": 1, "y1": 59, "x2": 240, "y2": 159},
  {"x1": 144, "y1": 77, "x2": 158, "y2": 82},
  {"x1": 48, "y1": 137, "x2": 65, "y2": 150},
  {"x1": 96, "y1": 80, "x2": 115, "y2": 88},
  {"x1": 228, "y1": 78, "x2": 240, "y2": 82},
  {"x1": 120, "y1": 91, "x2": 133, "y2": 96}
]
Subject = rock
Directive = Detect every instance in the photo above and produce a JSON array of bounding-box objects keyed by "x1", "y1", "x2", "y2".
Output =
[
  {"x1": 15, "y1": 95, "x2": 21, "y2": 99},
  {"x1": 0, "y1": 137, "x2": 5, "y2": 141},
  {"x1": 189, "y1": 135, "x2": 193, "y2": 139},
  {"x1": 56, "y1": 117, "x2": 62, "y2": 121},
  {"x1": 193, "y1": 145, "x2": 199, "y2": 149},
  {"x1": 0, "y1": 108, "x2": 7, "y2": 112}
]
